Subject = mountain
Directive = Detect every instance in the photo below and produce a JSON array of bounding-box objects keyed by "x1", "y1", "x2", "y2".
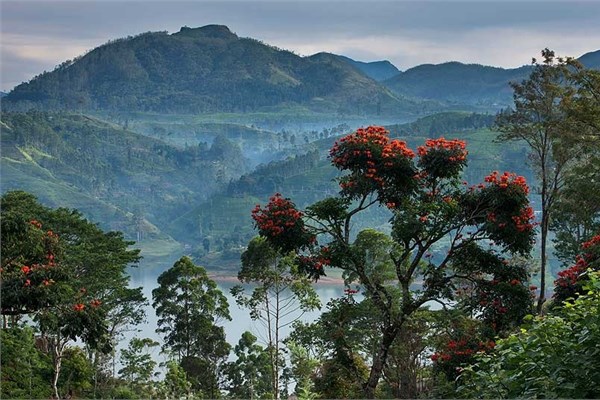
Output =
[
  {"x1": 3, "y1": 25, "x2": 422, "y2": 117},
  {"x1": 336, "y1": 55, "x2": 401, "y2": 81},
  {"x1": 382, "y1": 62, "x2": 532, "y2": 109},
  {"x1": 578, "y1": 50, "x2": 600, "y2": 69}
]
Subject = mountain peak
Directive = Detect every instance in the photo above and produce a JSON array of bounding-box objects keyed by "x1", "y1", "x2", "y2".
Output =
[
  {"x1": 175, "y1": 24, "x2": 238, "y2": 40},
  {"x1": 578, "y1": 49, "x2": 600, "y2": 69}
]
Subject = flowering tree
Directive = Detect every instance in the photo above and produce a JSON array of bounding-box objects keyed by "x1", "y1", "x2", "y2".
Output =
[
  {"x1": 0, "y1": 191, "x2": 142, "y2": 398},
  {"x1": 554, "y1": 233, "x2": 600, "y2": 303},
  {"x1": 249, "y1": 126, "x2": 535, "y2": 397}
]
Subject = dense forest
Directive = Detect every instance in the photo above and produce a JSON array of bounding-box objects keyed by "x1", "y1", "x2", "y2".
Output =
[{"x1": 2, "y1": 47, "x2": 600, "y2": 399}]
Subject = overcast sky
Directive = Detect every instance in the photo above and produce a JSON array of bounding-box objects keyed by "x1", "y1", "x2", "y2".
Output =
[{"x1": 2, "y1": 0, "x2": 600, "y2": 91}]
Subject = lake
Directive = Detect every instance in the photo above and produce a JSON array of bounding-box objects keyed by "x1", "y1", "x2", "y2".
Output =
[{"x1": 126, "y1": 269, "x2": 350, "y2": 369}]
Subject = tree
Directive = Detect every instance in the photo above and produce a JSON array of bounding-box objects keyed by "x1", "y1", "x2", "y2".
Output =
[
  {"x1": 0, "y1": 326, "x2": 50, "y2": 399},
  {"x1": 551, "y1": 60, "x2": 600, "y2": 263},
  {"x1": 0, "y1": 191, "x2": 143, "y2": 398},
  {"x1": 496, "y1": 49, "x2": 582, "y2": 312},
  {"x1": 561, "y1": 58, "x2": 600, "y2": 136},
  {"x1": 289, "y1": 295, "x2": 373, "y2": 399},
  {"x1": 224, "y1": 331, "x2": 273, "y2": 399},
  {"x1": 457, "y1": 271, "x2": 600, "y2": 398},
  {"x1": 157, "y1": 361, "x2": 192, "y2": 399},
  {"x1": 231, "y1": 236, "x2": 320, "y2": 399},
  {"x1": 118, "y1": 338, "x2": 159, "y2": 394},
  {"x1": 551, "y1": 158, "x2": 600, "y2": 264},
  {"x1": 553, "y1": 233, "x2": 600, "y2": 304},
  {"x1": 249, "y1": 126, "x2": 535, "y2": 397},
  {"x1": 152, "y1": 256, "x2": 231, "y2": 398}
]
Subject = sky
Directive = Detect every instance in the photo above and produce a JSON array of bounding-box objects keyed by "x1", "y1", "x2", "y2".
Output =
[{"x1": 1, "y1": 0, "x2": 600, "y2": 92}]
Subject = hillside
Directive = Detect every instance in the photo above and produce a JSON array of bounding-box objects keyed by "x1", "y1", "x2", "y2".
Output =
[
  {"x1": 383, "y1": 62, "x2": 532, "y2": 109},
  {"x1": 336, "y1": 55, "x2": 401, "y2": 81},
  {"x1": 579, "y1": 49, "x2": 600, "y2": 69},
  {"x1": 0, "y1": 111, "x2": 249, "y2": 244},
  {"x1": 3, "y1": 25, "x2": 423, "y2": 117}
]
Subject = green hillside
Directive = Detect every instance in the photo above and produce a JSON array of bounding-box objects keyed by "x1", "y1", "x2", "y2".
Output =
[
  {"x1": 0, "y1": 111, "x2": 249, "y2": 241},
  {"x1": 3, "y1": 25, "x2": 427, "y2": 117},
  {"x1": 383, "y1": 62, "x2": 532, "y2": 109}
]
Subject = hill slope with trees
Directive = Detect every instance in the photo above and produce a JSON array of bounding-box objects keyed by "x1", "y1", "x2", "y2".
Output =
[{"x1": 3, "y1": 25, "x2": 423, "y2": 117}]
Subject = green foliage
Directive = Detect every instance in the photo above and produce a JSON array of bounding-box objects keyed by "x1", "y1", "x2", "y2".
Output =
[
  {"x1": 224, "y1": 331, "x2": 274, "y2": 399},
  {"x1": 252, "y1": 126, "x2": 535, "y2": 396},
  {"x1": 0, "y1": 326, "x2": 51, "y2": 399},
  {"x1": 1, "y1": 190, "x2": 144, "y2": 398},
  {"x1": 119, "y1": 338, "x2": 159, "y2": 388},
  {"x1": 551, "y1": 156, "x2": 600, "y2": 264},
  {"x1": 496, "y1": 49, "x2": 583, "y2": 311},
  {"x1": 152, "y1": 256, "x2": 231, "y2": 398},
  {"x1": 457, "y1": 272, "x2": 600, "y2": 399},
  {"x1": 157, "y1": 361, "x2": 192, "y2": 399}
]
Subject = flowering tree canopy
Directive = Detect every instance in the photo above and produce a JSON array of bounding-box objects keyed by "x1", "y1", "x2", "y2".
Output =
[
  {"x1": 249, "y1": 126, "x2": 536, "y2": 397},
  {"x1": 554, "y1": 233, "x2": 600, "y2": 303}
]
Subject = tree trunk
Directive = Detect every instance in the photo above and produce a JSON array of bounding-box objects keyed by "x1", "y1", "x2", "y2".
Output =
[
  {"x1": 364, "y1": 325, "x2": 398, "y2": 398},
  {"x1": 537, "y1": 212, "x2": 549, "y2": 313},
  {"x1": 50, "y1": 337, "x2": 66, "y2": 399}
]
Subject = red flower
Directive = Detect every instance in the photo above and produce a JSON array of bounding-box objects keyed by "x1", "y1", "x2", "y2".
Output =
[
  {"x1": 73, "y1": 303, "x2": 85, "y2": 312},
  {"x1": 21, "y1": 266, "x2": 31, "y2": 274},
  {"x1": 90, "y1": 299, "x2": 102, "y2": 308}
]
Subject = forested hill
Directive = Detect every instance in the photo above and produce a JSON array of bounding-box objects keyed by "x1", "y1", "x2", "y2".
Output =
[
  {"x1": 0, "y1": 111, "x2": 249, "y2": 246},
  {"x1": 383, "y1": 62, "x2": 532, "y2": 108},
  {"x1": 2, "y1": 25, "x2": 422, "y2": 116},
  {"x1": 382, "y1": 50, "x2": 600, "y2": 108}
]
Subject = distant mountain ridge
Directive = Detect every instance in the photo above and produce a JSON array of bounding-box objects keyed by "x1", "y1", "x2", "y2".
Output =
[
  {"x1": 381, "y1": 49, "x2": 599, "y2": 108},
  {"x1": 579, "y1": 50, "x2": 600, "y2": 69},
  {"x1": 3, "y1": 25, "x2": 421, "y2": 116},
  {"x1": 383, "y1": 62, "x2": 532, "y2": 108},
  {"x1": 336, "y1": 55, "x2": 401, "y2": 81},
  {"x1": 2, "y1": 24, "x2": 598, "y2": 115}
]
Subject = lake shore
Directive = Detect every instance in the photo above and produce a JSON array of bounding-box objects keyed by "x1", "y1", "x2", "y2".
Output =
[{"x1": 209, "y1": 273, "x2": 347, "y2": 286}]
